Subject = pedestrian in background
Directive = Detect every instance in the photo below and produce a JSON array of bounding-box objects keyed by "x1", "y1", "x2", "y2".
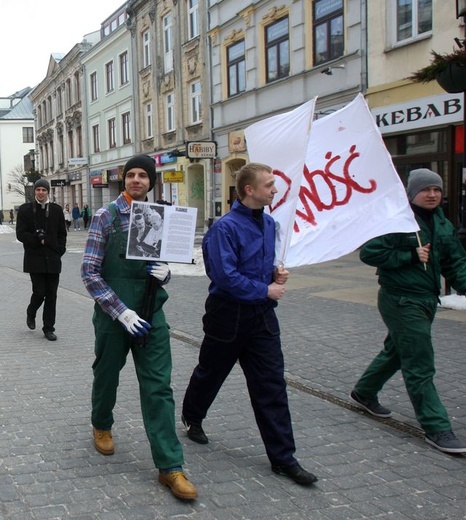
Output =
[
  {"x1": 81, "y1": 204, "x2": 91, "y2": 230},
  {"x1": 182, "y1": 162, "x2": 318, "y2": 486},
  {"x1": 16, "y1": 178, "x2": 67, "y2": 341},
  {"x1": 9, "y1": 208, "x2": 15, "y2": 224},
  {"x1": 63, "y1": 203, "x2": 72, "y2": 232},
  {"x1": 81, "y1": 154, "x2": 197, "y2": 501},
  {"x1": 351, "y1": 168, "x2": 466, "y2": 455},
  {"x1": 72, "y1": 202, "x2": 81, "y2": 230}
]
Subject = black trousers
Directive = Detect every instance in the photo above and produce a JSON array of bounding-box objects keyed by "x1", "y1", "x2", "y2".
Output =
[
  {"x1": 27, "y1": 273, "x2": 60, "y2": 332},
  {"x1": 183, "y1": 295, "x2": 297, "y2": 467}
]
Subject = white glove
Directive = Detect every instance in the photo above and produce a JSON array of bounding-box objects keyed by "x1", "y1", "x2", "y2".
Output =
[
  {"x1": 146, "y1": 262, "x2": 170, "y2": 284},
  {"x1": 117, "y1": 309, "x2": 151, "y2": 337}
]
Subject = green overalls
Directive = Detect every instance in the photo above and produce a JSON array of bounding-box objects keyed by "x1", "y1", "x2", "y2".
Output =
[
  {"x1": 91, "y1": 204, "x2": 184, "y2": 469},
  {"x1": 356, "y1": 206, "x2": 466, "y2": 435}
]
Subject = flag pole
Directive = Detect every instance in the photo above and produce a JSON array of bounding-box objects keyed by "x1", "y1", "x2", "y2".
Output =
[{"x1": 416, "y1": 232, "x2": 427, "y2": 271}]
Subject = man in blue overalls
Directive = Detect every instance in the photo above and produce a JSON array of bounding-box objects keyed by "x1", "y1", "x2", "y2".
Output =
[
  {"x1": 82, "y1": 154, "x2": 197, "y2": 500},
  {"x1": 182, "y1": 162, "x2": 318, "y2": 486}
]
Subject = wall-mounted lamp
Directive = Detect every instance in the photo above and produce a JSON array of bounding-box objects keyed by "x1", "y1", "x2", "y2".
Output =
[{"x1": 320, "y1": 65, "x2": 345, "y2": 76}]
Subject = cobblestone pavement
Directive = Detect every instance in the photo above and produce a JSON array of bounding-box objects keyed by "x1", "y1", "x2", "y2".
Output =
[{"x1": 0, "y1": 227, "x2": 465, "y2": 519}]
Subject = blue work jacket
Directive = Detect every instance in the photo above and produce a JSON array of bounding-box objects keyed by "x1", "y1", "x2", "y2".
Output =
[{"x1": 202, "y1": 200, "x2": 276, "y2": 304}]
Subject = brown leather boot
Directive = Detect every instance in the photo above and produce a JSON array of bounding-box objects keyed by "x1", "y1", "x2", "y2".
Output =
[
  {"x1": 158, "y1": 471, "x2": 198, "y2": 500},
  {"x1": 93, "y1": 428, "x2": 115, "y2": 455}
]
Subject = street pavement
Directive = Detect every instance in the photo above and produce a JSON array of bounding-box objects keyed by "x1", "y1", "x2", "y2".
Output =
[{"x1": 0, "y1": 225, "x2": 465, "y2": 520}]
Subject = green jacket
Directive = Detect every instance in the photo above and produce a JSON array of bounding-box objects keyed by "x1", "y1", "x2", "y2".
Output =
[{"x1": 360, "y1": 206, "x2": 466, "y2": 297}]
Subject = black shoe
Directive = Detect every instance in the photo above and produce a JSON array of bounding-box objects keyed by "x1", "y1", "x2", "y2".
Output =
[
  {"x1": 27, "y1": 315, "x2": 35, "y2": 330},
  {"x1": 425, "y1": 430, "x2": 466, "y2": 454},
  {"x1": 44, "y1": 331, "x2": 57, "y2": 341},
  {"x1": 272, "y1": 464, "x2": 318, "y2": 485},
  {"x1": 181, "y1": 414, "x2": 208, "y2": 444},
  {"x1": 350, "y1": 390, "x2": 392, "y2": 418}
]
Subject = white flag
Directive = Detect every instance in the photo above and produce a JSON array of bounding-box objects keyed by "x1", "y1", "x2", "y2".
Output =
[
  {"x1": 244, "y1": 99, "x2": 316, "y2": 263},
  {"x1": 284, "y1": 93, "x2": 419, "y2": 267}
]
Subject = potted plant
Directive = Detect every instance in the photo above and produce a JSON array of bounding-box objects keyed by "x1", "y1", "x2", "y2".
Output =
[{"x1": 409, "y1": 47, "x2": 466, "y2": 93}]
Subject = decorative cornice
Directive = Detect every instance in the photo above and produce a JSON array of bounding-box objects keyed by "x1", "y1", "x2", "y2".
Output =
[
  {"x1": 239, "y1": 6, "x2": 255, "y2": 27},
  {"x1": 224, "y1": 29, "x2": 246, "y2": 45},
  {"x1": 149, "y1": 5, "x2": 156, "y2": 23},
  {"x1": 262, "y1": 5, "x2": 287, "y2": 24},
  {"x1": 208, "y1": 28, "x2": 220, "y2": 46}
]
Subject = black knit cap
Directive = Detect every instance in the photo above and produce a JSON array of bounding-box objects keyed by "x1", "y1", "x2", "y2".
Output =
[
  {"x1": 34, "y1": 178, "x2": 50, "y2": 192},
  {"x1": 123, "y1": 154, "x2": 156, "y2": 192}
]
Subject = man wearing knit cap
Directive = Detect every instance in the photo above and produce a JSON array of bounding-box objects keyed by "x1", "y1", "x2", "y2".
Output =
[
  {"x1": 350, "y1": 168, "x2": 466, "y2": 454},
  {"x1": 81, "y1": 154, "x2": 198, "y2": 500},
  {"x1": 16, "y1": 178, "x2": 67, "y2": 341}
]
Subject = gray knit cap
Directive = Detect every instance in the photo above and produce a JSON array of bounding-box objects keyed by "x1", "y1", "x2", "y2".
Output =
[
  {"x1": 406, "y1": 168, "x2": 443, "y2": 201},
  {"x1": 34, "y1": 178, "x2": 50, "y2": 192}
]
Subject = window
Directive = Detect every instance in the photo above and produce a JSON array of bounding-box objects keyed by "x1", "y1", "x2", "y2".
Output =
[
  {"x1": 188, "y1": 0, "x2": 199, "y2": 40},
  {"x1": 68, "y1": 130, "x2": 74, "y2": 158},
  {"x1": 145, "y1": 103, "x2": 153, "y2": 138},
  {"x1": 22, "y1": 127, "x2": 34, "y2": 143},
  {"x1": 57, "y1": 87, "x2": 63, "y2": 115},
  {"x1": 227, "y1": 40, "x2": 246, "y2": 97},
  {"x1": 313, "y1": 0, "x2": 344, "y2": 65},
  {"x1": 106, "y1": 61, "x2": 114, "y2": 93},
  {"x1": 108, "y1": 118, "x2": 116, "y2": 148},
  {"x1": 49, "y1": 143, "x2": 54, "y2": 169},
  {"x1": 190, "y1": 81, "x2": 202, "y2": 124},
  {"x1": 76, "y1": 126, "x2": 82, "y2": 156},
  {"x1": 92, "y1": 124, "x2": 100, "y2": 152},
  {"x1": 163, "y1": 14, "x2": 173, "y2": 73},
  {"x1": 143, "y1": 30, "x2": 151, "y2": 68},
  {"x1": 47, "y1": 96, "x2": 53, "y2": 122},
  {"x1": 395, "y1": 0, "x2": 432, "y2": 43},
  {"x1": 265, "y1": 17, "x2": 290, "y2": 83},
  {"x1": 66, "y1": 79, "x2": 72, "y2": 107},
  {"x1": 58, "y1": 135, "x2": 64, "y2": 165},
  {"x1": 165, "y1": 93, "x2": 175, "y2": 132},
  {"x1": 120, "y1": 51, "x2": 129, "y2": 85},
  {"x1": 74, "y1": 72, "x2": 81, "y2": 102},
  {"x1": 90, "y1": 72, "x2": 98, "y2": 101},
  {"x1": 122, "y1": 112, "x2": 131, "y2": 144}
]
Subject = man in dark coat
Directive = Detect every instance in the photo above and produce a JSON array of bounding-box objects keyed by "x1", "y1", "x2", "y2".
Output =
[{"x1": 16, "y1": 178, "x2": 67, "y2": 341}]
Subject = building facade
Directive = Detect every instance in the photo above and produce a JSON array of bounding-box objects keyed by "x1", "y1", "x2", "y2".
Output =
[
  {"x1": 127, "y1": 0, "x2": 212, "y2": 227},
  {"x1": 81, "y1": 5, "x2": 135, "y2": 212},
  {"x1": 366, "y1": 0, "x2": 464, "y2": 227},
  {"x1": 208, "y1": 0, "x2": 366, "y2": 217},
  {"x1": 29, "y1": 38, "x2": 98, "y2": 209},
  {"x1": 0, "y1": 89, "x2": 35, "y2": 216}
]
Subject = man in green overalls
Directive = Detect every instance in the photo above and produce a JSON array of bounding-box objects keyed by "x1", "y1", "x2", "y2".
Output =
[
  {"x1": 81, "y1": 154, "x2": 197, "y2": 500},
  {"x1": 350, "y1": 168, "x2": 466, "y2": 455}
]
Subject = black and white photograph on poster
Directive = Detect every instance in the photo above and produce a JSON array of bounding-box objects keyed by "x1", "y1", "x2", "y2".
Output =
[{"x1": 126, "y1": 201, "x2": 198, "y2": 264}]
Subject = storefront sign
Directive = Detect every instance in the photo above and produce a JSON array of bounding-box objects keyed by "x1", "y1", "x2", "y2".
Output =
[
  {"x1": 108, "y1": 167, "x2": 122, "y2": 182},
  {"x1": 229, "y1": 130, "x2": 246, "y2": 153},
  {"x1": 51, "y1": 179, "x2": 67, "y2": 187},
  {"x1": 163, "y1": 171, "x2": 184, "y2": 183},
  {"x1": 92, "y1": 183, "x2": 109, "y2": 189},
  {"x1": 155, "y1": 153, "x2": 176, "y2": 166},
  {"x1": 68, "y1": 157, "x2": 88, "y2": 165},
  {"x1": 372, "y1": 93, "x2": 463, "y2": 134},
  {"x1": 69, "y1": 171, "x2": 82, "y2": 181},
  {"x1": 187, "y1": 141, "x2": 217, "y2": 159},
  {"x1": 90, "y1": 175, "x2": 103, "y2": 185}
]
